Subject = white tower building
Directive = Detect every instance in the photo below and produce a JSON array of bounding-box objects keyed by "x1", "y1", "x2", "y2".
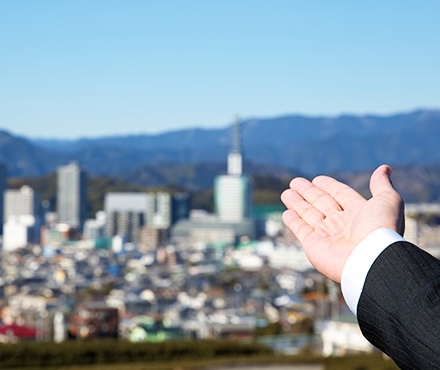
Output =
[
  {"x1": 3, "y1": 186, "x2": 41, "y2": 251},
  {"x1": 215, "y1": 118, "x2": 252, "y2": 222},
  {"x1": 4, "y1": 186, "x2": 39, "y2": 221},
  {"x1": 0, "y1": 162, "x2": 7, "y2": 235},
  {"x1": 227, "y1": 119, "x2": 243, "y2": 176}
]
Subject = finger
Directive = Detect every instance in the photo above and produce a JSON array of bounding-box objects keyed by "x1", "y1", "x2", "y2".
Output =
[
  {"x1": 289, "y1": 177, "x2": 343, "y2": 215},
  {"x1": 281, "y1": 188, "x2": 325, "y2": 227},
  {"x1": 369, "y1": 164, "x2": 398, "y2": 197},
  {"x1": 312, "y1": 175, "x2": 365, "y2": 209},
  {"x1": 370, "y1": 165, "x2": 405, "y2": 235},
  {"x1": 282, "y1": 209, "x2": 313, "y2": 243}
]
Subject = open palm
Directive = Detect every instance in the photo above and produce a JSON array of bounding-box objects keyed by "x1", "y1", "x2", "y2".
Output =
[{"x1": 281, "y1": 165, "x2": 404, "y2": 283}]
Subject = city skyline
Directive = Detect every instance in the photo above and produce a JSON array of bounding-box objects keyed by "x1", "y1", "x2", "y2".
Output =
[{"x1": 1, "y1": 1, "x2": 439, "y2": 139}]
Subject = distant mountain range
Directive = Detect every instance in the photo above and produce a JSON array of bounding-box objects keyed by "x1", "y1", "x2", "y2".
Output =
[{"x1": 2, "y1": 109, "x2": 440, "y2": 184}]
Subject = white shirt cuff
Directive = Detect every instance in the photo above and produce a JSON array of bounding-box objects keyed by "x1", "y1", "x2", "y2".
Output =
[{"x1": 341, "y1": 228, "x2": 405, "y2": 315}]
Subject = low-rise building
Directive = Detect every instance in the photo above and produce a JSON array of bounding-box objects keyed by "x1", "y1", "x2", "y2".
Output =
[{"x1": 69, "y1": 302, "x2": 119, "y2": 339}]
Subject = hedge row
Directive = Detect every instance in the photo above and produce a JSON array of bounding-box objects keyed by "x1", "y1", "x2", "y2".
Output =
[{"x1": 0, "y1": 340, "x2": 272, "y2": 368}]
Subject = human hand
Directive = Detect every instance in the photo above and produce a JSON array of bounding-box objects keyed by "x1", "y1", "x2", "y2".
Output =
[{"x1": 281, "y1": 165, "x2": 404, "y2": 283}]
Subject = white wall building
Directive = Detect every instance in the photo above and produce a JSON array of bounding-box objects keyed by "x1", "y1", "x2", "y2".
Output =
[
  {"x1": 105, "y1": 192, "x2": 174, "y2": 244},
  {"x1": 5, "y1": 186, "x2": 39, "y2": 220},
  {"x1": 3, "y1": 215, "x2": 38, "y2": 251},
  {"x1": 321, "y1": 320, "x2": 374, "y2": 356},
  {"x1": 3, "y1": 186, "x2": 41, "y2": 251},
  {"x1": 104, "y1": 193, "x2": 148, "y2": 243}
]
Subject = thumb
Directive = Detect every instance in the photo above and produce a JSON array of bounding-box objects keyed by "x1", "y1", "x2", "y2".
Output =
[
  {"x1": 369, "y1": 164, "x2": 405, "y2": 235},
  {"x1": 370, "y1": 164, "x2": 396, "y2": 197}
]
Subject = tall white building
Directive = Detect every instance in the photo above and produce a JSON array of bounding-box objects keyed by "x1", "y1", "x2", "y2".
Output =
[
  {"x1": 4, "y1": 186, "x2": 39, "y2": 220},
  {"x1": 0, "y1": 162, "x2": 7, "y2": 235},
  {"x1": 3, "y1": 186, "x2": 41, "y2": 251},
  {"x1": 214, "y1": 118, "x2": 251, "y2": 222},
  {"x1": 171, "y1": 119, "x2": 257, "y2": 244},
  {"x1": 215, "y1": 176, "x2": 251, "y2": 222},
  {"x1": 57, "y1": 162, "x2": 88, "y2": 230}
]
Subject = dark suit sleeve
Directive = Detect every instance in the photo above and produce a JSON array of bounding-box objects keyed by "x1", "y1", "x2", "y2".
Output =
[{"x1": 357, "y1": 241, "x2": 440, "y2": 370}]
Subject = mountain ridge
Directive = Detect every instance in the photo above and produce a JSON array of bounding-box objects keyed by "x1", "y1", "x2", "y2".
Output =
[{"x1": 1, "y1": 108, "x2": 440, "y2": 177}]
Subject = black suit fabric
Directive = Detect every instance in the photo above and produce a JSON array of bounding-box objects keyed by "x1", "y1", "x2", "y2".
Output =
[{"x1": 357, "y1": 241, "x2": 440, "y2": 370}]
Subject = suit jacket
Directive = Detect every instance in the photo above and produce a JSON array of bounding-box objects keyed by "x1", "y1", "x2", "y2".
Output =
[{"x1": 357, "y1": 241, "x2": 440, "y2": 369}]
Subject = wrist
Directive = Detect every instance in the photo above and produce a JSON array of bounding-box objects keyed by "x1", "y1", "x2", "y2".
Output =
[{"x1": 341, "y1": 228, "x2": 405, "y2": 315}]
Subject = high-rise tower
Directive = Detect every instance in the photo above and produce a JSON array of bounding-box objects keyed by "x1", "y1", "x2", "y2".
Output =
[
  {"x1": 227, "y1": 117, "x2": 243, "y2": 176},
  {"x1": 57, "y1": 162, "x2": 88, "y2": 230},
  {"x1": 170, "y1": 118, "x2": 257, "y2": 244},
  {"x1": 215, "y1": 117, "x2": 251, "y2": 222},
  {"x1": 0, "y1": 162, "x2": 7, "y2": 235}
]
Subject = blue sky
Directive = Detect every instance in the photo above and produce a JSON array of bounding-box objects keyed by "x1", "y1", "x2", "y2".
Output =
[{"x1": 1, "y1": 1, "x2": 439, "y2": 138}]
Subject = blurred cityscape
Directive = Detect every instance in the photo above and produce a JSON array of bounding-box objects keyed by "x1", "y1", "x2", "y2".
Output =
[{"x1": 0, "y1": 119, "x2": 439, "y2": 358}]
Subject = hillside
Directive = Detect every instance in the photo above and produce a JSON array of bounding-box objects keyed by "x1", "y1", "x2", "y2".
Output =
[{"x1": 1, "y1": 109, "x2": 440, "y2": 177}]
